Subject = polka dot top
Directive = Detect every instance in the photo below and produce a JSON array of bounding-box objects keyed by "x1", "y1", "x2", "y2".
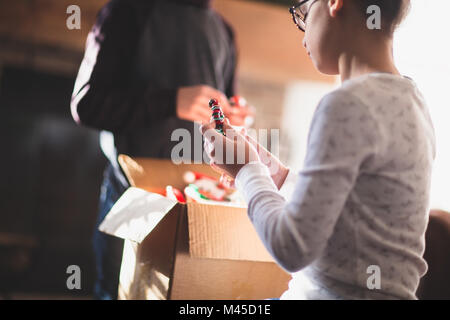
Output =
[{"x1": 235, "y1": 73, "x2": 436, "y2": 300}]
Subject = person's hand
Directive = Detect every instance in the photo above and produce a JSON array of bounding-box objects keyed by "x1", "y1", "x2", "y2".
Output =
[
  {"x1": 227, "y1": 103, "x2": 255, "y2": 128},
  {"x1": 176, "y1": 85, "x2": 251, "y2": 126},
  {"x1": 200, "y1": 121, "x2": 260, "y2": 179},
  {"x1": 176, "y1": 85, "x2": 228, "y2": 123}
]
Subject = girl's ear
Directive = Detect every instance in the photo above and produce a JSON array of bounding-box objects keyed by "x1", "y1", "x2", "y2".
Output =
[{"x1": 328, "y1": 0, "x2": 344, "y2": 17}]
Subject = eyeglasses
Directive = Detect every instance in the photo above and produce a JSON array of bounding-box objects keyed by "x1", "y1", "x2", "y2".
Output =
[{"x1": 289, "y1": 0, "x2": 318, "y2": 32}]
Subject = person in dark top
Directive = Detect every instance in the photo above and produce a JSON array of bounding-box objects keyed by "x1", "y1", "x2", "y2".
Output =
[{"x1": 71, "y1": 0, "x2": 249, "y2": 299}]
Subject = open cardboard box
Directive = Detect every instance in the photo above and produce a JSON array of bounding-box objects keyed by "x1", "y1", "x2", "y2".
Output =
[{"x1": 99, "y1": 155, "x2": 291, "y2": 300}]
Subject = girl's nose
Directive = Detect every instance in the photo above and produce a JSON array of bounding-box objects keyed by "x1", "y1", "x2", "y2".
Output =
[{"x1": 302, "y1": 38, "x2": 307, "y2": 49}]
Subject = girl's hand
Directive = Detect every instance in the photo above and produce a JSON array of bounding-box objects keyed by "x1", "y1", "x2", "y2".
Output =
[
  {"x1": 241, "y1": 128, "x2": 289, "y2": 190},
  {"x1": 200, "y1": 121, "x2": 260, "y2": 179},
  {"x1": 218, "y1": 126, "x2": 289, "y2": 190}
]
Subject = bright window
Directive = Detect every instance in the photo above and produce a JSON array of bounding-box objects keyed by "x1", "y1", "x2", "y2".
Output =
[{"x1": 395, "y1": 0, "x2": 450, "y2": 211}]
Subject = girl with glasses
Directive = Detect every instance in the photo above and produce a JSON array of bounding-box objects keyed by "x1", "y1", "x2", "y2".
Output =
[{"x1": 201, "y1": 0, "x2": 435, "y2": 300}]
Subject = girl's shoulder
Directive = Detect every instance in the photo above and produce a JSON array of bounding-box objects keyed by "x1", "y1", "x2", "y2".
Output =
[
  {"x1": 319, "y1": 73, "x2": 421, "y2": 119},
  {"x1": 339, "y1": 72, "x2": 418, "y2": 103},
  {"x1": 316, "y1": 83, "x2": 370, "y2": 118},
  {"x1": 312, "y1": 87, "x2": 377, "y2": 136}
]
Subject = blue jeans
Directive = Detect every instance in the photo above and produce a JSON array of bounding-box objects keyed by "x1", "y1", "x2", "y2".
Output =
[{"x1": 93, "y1": 164, "x2": 128, "y2": 300}]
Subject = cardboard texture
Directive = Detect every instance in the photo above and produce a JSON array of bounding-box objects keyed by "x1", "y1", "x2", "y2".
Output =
[{"x1": 100, "y1": 155, "x2": 291, "y2": 300}]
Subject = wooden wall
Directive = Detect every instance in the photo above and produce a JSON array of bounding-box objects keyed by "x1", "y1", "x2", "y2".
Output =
[{"x1": 0, "y1": 0, "x2": 334, "y2": 83}]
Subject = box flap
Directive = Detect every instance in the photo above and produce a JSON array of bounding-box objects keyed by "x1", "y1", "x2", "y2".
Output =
[
  {"x1": 118, "y1": 154, "x2": 220, "y2": 191},
  {"x1": 99, "y1": 187, "x2": 177, "y2": 243},
  {"x1": 186, "y1": 203, "x2": 275, "y2": 263}
]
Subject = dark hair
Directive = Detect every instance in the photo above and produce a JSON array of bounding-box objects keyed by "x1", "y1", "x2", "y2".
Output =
[{"x1": 357, "y1": 0, "x2": 411, "y2": 34}]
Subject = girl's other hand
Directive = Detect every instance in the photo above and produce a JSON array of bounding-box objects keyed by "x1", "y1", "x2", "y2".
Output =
[{"x1": 239, "y1": 126, "x2": 289, "y2": 190}]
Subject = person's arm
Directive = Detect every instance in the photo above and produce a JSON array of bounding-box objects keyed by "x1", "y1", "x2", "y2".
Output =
[
  {"x1": 235, "y1": 91, "x2": 380, "y2": 273},
  {"x1": 71, "y1": 0, "x2": 176, "y2": 133},
  {"x1": 278, "y1": 168, "x2": 298, "y2": 201}
]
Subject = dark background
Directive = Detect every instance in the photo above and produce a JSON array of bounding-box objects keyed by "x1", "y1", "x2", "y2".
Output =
[{"x1": 0, "y1": 66, "x2": 106, "y2": 297}]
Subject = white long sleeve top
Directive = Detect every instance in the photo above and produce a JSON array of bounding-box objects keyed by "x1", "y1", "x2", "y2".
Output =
[{"x1": 235, "y1": 73, "x2": 436, "y2": 300}]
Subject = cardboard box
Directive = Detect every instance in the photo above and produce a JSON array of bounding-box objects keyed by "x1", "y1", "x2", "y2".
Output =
[{"x1": 100, "y1": 155, "x2": 291, "y2": 300}]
